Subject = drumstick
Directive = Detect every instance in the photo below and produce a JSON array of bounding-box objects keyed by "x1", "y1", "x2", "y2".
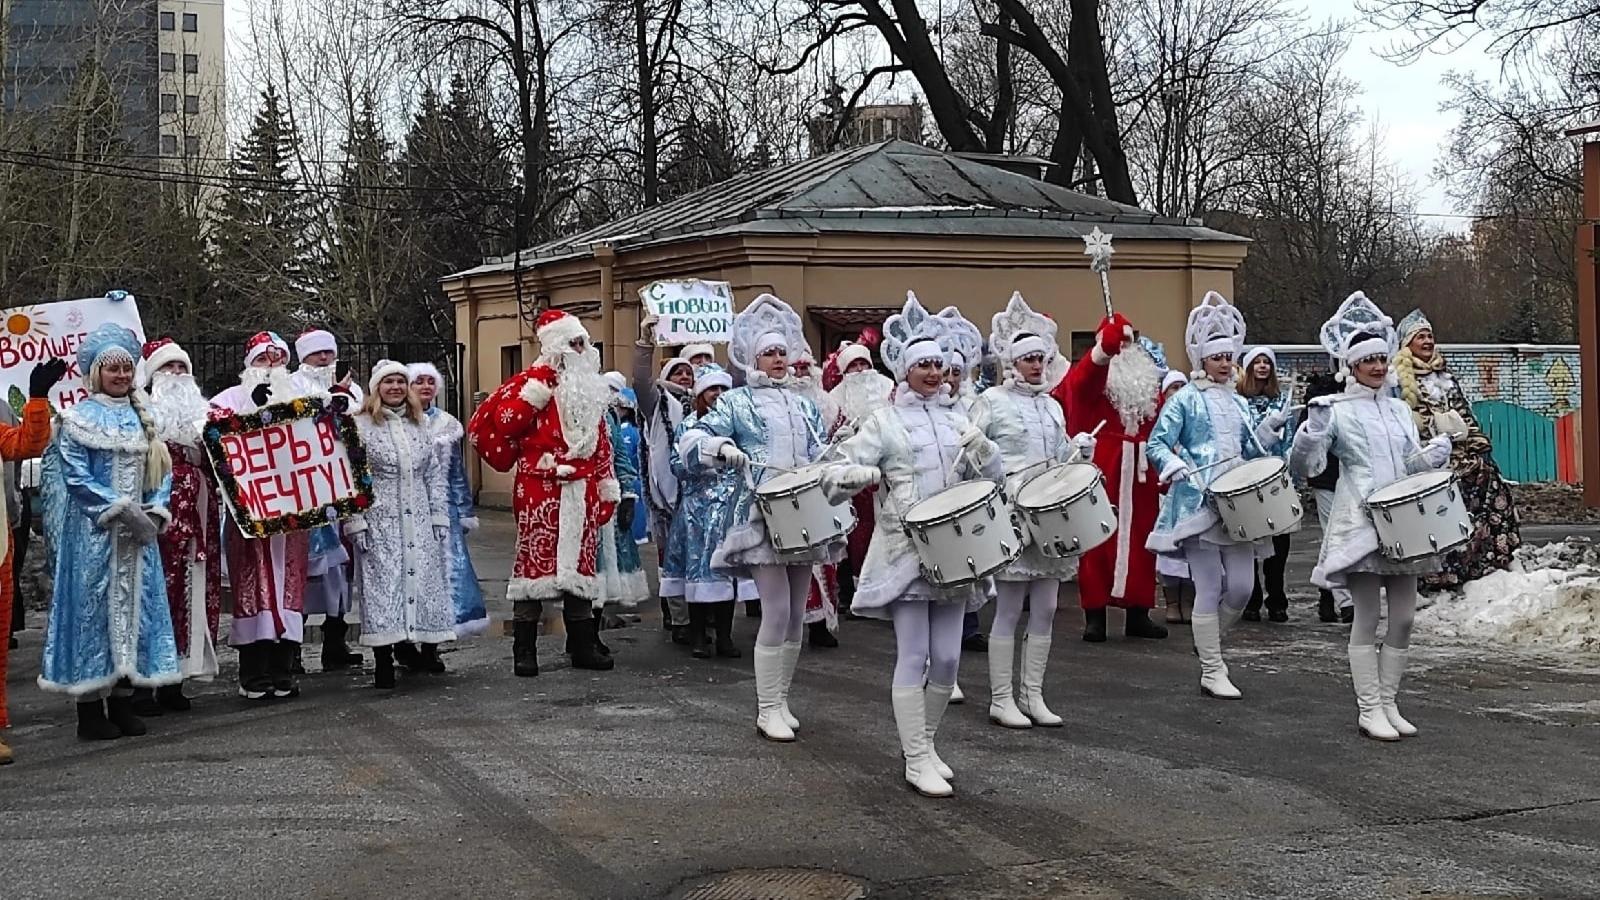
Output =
[{"x1": 1065, "y1": 419, "x2": 1108, "y2": 466}]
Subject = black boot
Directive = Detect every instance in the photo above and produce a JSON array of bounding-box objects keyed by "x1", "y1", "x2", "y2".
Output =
[
  {"x1": 394, "y1": 641, "x2": 425, "y2": 672},
  {"x1": 321, "y1": 617, "x2": 364, "y2": 669},
  {"x1": 419, "y1": 643, "x2": 446, "y2": 674},
  {"x1": 660, "y1": 596, "x2": 672, "y2": 630},
  {"x1": 808, "y1": 619, "x2": 838, "y2": 649},
  {"x1": 1125, "y1": 607, "x2": 1169, "y2": 639},
  {"x1": 129, "y1": 686, "x2": 164, "y2": 717},
  {"x1": 1318, "y1": 590, "x2": 1337, "y2": 623},
  {"x1": 512, "y1": 621, "x2": 540, "y2": 677},
  {"x1": 237, "y1": 642, "x2": 272, "y2": 701},
  {"x1": 713, "y1": 601, "x2": 741, "y2": 658},
  {"x1": 1265, "y1": 535, "x2": 1290, "y2": 622},
  {"x1": 289, "y1": 640, "x2": 307, "y2": 675},
  {"x1": 269, "y1": 641, "x2": 301, "y2": 699},
  {"x1": 156, "y1": 683, "x2": 192, "y2": 712},
  {"x1": 1243, "y1": 575, "x2": 1264, "y2": 622},
  {"x1": 745, "y1": 600, "x2": 761, "y2": 618},
  {"x1": 690, "y1": 604, "x2": 713, "y2": 659},
  {"x1": 106, "y1": 694, "x2": 147, "y2": 736},
  {"x1": 1082, "y1": 608, "x2": 1108, "y2": 643},
  {"x1": 1340, "y1": 606, "x2": 1354, "y2": 625},
  {"x1": 566, "y1": 618, "x2": 615, "y2": 670},
  {"x1": 76, "y1": 700, "x2": 121, "y2": 741},
  {"x1": 374, "y1": 645, "x2": 396, "y2": 689},
  {"x1": 592, "y1": 616, "x2": 613, "y2": 657}
]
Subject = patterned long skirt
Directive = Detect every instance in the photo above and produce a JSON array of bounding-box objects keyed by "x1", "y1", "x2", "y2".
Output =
[{"x1": 1422, "y1": 450, "x2": 1521, "y2": 592}]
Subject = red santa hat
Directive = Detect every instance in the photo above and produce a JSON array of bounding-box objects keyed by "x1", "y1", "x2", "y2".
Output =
[
  {"x1": 244, "y1": 331, "x2": 289, "y2": 367},
  {"x1": 141, "y1": 337, "x2": 191, "y2": 382},
  {"x1": 295, "y1": 328, "x2": 337, "y2": 360},
  {"x1": 536, "y1": 309, "x2": 591, "y2": 358}
]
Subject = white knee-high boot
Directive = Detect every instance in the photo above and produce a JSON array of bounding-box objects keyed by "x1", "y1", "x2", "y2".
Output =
[
  {"x1": 924, "y1": 682, "x2": 955, "y2": 781},
  {"x1": 986, "y1": 637, "x2": 1031, "y2": 729},
  {"x1": 1377, "y1": 645, "x2": 1417, "y2": 737},
  {"x1": 892, "y1": 685, "x2": 952, "y2": 797},
  {"x1": 753, "y1": 645, "x2": 795, "y2": 742},
  {"x1": 1219, "y1": 603, "x2": 1246, "y2": 634},
  {"x1": 1349, "y1": 644, "x2": 1400, "y2": 741},
  {"x1": 1017, "y1": 635, "x2": 1062, "y2": 726},
  {"x1": 777, "y1": 640, "x2": 802, "y2": 731},
  {"x1": 1191, "y1": 614, "x2": 1241, "y2": 699}
]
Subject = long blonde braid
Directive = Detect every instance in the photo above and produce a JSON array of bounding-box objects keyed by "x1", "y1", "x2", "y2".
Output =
[{"x1": 129, "y1": 390, "x2": 174, "y2": 493}]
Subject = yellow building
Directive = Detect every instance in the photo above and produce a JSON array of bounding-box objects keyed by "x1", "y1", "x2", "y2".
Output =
[{"x1": 444, "y1": 140, "x2": 1247, "y2": 504}]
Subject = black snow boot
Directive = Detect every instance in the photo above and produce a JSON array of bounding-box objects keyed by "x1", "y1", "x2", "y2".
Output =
[
  {"x1": 321, "y1": 617, "x2": 364, "y2": 669},
  {"x1": 713, "y1": 601, "x2": 741, "y2": 659},
  {"x1": 566, "y1": 618, "x2": 615, "y2": 671},
  {"x1": 77, "y1": 700, "x2": 121, "y2": 741},
  {"x1": 1082, "y1": 608, "x2": 1108, "y2": 643},
  {"x1": 106, "y1": 694, "x2": 147, "y2": 736},
  {"x1": 1125, "y1": 607, "x2": 1169, "y2": 640},
  {"x1": 512, "y1": 621, "x2": 540, "y2": 677}
]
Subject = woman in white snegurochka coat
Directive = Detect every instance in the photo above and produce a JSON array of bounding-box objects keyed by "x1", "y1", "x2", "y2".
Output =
[
  {"x1": 1289, "y1": 292, "x2": 1452, "y2": 743},
  {"x1": 346, "y1": 360, "x2": 453, "y2": 690}
]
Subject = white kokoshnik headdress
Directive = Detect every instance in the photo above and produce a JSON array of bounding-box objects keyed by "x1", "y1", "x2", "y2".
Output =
[
  {"x1": 728, "y1": 293, "x2": 807, "y2": 379},
  {"x1": 1184, "y1": 290, "x2": 1247, "y2": 377},
  {"x1": 1320, "y1": 290, "x2": 1397, "y2": 381},
  {"x1": 881, "y1": 291, "x2": 949, "y2": 382},
  {"x1": 935, "y1": 305, "x2": 983, "y2": 375}
]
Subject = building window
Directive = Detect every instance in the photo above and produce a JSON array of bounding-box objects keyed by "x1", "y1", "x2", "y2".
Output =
[
  {"x1": 1068, "y1": 330, "x2": 1096, "y2": 359},
  {"x1": 182, "y1": 54, "x2": 198, "y2": 74},
  {"x1": 159, "y1": 52, "x2": 175, "y2": 73},
  {"x1": 501, "y1": 345, "x2": 523, "y2": 381},
  {"x1": 184, "y1": 94, "x2": 199, "y2": 115},
  {"x1": 182, "y1": 12, "x2": 198, "y2": 31},
  {"x1": 160, "y1": 134, "x2": 178, "y2": 156},
  {"x1": 159, "y1": 11, "x2": 175, "y2": 30},
  {"x1": 160, "y1": 93, "x2": 177, "y2": 114},
  {"x1": 184, "y1": 136, "x2": 200, "y2": 157}
]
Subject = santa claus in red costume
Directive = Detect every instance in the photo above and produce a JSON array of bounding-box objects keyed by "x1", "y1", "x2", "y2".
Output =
[
  {"x1": 1051, "y1": 314, "x2": 1169, "y2": 642},
  {"x1": 467, "y1": 309, "x2": 620, "y2": 676}
]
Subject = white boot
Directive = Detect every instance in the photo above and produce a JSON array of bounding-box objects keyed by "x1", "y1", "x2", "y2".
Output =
[
  {"x1": 950, "y1": 680, "x2": 965, "y2": 704},
  {"x1": 1017, "y1": 635, "x2": 1063, "y2": 727},
  {"x1": 1349, "y1": 644, "x2": 1400, "y2": 741},
  {"x1": 1192, "y1": 614, "x2": 1241, "y2": 699},
  {"x1": 893, "y1": 686, "x2": 952, "y2": 797},
  {"x1": 1377, "y1": 645, "x2": 1418, "y2": 737},
  {"x1": 777, "y1": 640, "x2": 802, "y2": 731},
  {"x1": 986, "y1": 637, "x2": 1032, "y2": 729},
  {"x1": 753, "y1": 645, "x2": 795, "y2": 742},
  {"x1": 1218, "y1": 603, "x2": 1246, "y2": 634},
  {"x1": 924, "y1": 682, "x2": 956, "y2": 781}
]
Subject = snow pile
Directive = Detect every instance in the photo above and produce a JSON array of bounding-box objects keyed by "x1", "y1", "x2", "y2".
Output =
[{"x1": 1418, "y1": 539, "x2": 1600, "y2": 654}]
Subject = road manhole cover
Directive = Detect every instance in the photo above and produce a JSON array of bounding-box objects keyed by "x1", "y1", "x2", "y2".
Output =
[{"x1": 677, "y1": 868, "x2": 867, "y2": 900}]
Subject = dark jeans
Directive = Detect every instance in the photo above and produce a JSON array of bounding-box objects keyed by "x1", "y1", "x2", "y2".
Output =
[{"x1": 1246, "y1": 533, "x2": 1293, "y2": 613}]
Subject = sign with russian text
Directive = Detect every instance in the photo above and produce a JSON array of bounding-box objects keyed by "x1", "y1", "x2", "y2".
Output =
[
  {"x1": 0, "y1": 293, "x2": 146, "y2": 414},
  {"x1": 202, "y1": 397, "x2": 374, "y2": 537},
  {"x1": 640, "y1": 278, "x2": 734, "y2": 344}
]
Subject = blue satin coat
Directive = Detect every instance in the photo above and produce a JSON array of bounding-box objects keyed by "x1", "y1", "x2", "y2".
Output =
[
  {"x1": 1146, "y1": 383, "x2": 1282, "y2": 553},
  {"x1": 40, "y1": 396, "x2": 180, "y2": 695},
  {"x1": 424, "y1": 406, "x2": 487, "y2": 635}
]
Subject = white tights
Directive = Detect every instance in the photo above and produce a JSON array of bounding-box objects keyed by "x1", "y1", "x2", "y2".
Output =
[
  {"x1": 1185, "y1": 540, "x2": 1256, "y2": 616},
  {"x1": 891, "y1": 600, "x2": 967, "y2": 687},
  {"x1": 752, "y1": 563, "x2": 811, "y2": 647},
  {"x1": 1345, "y1": 573, "x2": 1418, "y2": 649},
  {"x1": 991, "y1": 579, "x2": 1060, "y2": 638}
]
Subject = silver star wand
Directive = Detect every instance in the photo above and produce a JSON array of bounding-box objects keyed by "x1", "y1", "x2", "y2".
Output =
[{"x1": 1082, "y1": 227, "x2": 1115, "y2": 319}]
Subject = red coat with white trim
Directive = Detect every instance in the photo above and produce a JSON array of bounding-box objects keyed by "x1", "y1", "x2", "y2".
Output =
[
  {"x1": 1050, "y1": 319, "x2": 1164, "y2": 610},
  {"x1": 468, "y1": 363, "x2": 619, "y2": 601}
]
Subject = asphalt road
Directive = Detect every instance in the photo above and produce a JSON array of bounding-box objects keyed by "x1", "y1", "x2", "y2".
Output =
[{"x1": 3, "y1": 514, "x2": 1599, "y2": 899}]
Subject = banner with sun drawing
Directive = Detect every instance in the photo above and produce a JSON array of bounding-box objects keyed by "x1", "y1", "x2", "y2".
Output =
[{"x1": 0, "y1": 291, "x2": 146, "y2": 412}]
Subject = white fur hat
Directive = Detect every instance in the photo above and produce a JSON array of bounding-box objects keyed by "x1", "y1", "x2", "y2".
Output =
[
  {"x1": 837, "y1": 342, "x2": 873, "y2": 372},
  {"x1": 295, "y1": 329, "x2": 337, "y2": 361},
  {"x1": 368, "y1": 359, "x2": 410, "y2": 394},
  {"x1": 407, "y1": 362, "x2": 444, "y2": 385}
]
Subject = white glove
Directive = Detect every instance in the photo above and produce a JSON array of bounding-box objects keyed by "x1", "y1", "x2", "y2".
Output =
[
  {"x1": 717, "y1": 443, "x2": 748, "y2": 468},
  {"x1": 1306, "y1": 398, "x2": 1333, "y2": 433},
  {"x1": 119, "y1": 507, "x2": 158, "y2": 545},
  {"x1": 434, "y1": 525, "x2": 449, "y2": 542},
  {"x1": 1069, "y1": 432, "x2": 1096, "y2": 459},
  {"x1": 832, "y1": 423, "x2": 855, "y2": 442},
  {"x1": 460, "y1": 516, "x2": 481, "y2": 533},
  {"x1": 958, "y1": 425, "x2": 996, "y2": 467},
  {"x1": 1262, "y1": 409, "x2": 1289, "y2": 433},
  {"x1": 835, "y1": 465, "x2": 880, "y2": 492},
  {"x1": 1159, "y1": 458, "x2": 1194, "y2": 485},
  {"x1": 1423, "y1": 433, "x2": 1453, "y2": 468},
  {"x1": 639, "y1": 312, "x2": 659, "y2": 344},
  {"x1": 1433, "y1": 410, "x2": 1469, "y2": 439},
  {"x1": 958, "y1": 425, "x2": 987, "y2": 450}
]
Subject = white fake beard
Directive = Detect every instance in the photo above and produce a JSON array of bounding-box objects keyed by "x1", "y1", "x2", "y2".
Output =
[
  {"x1": 789, "y1": 371, "x2": 823, "y2": 402},
  {"x1": 831, "y1": 370, "x2": 892, "y2": 425},
  {"x1": 1106, "y1": 348, "x2": 1161, "y2": 432},
  {"x1": 298, "y1": 363, "x2": 336, "y2": 390},
  {"x1": 239, "y1": 365, "x2": 298, "y2": 406},
  {"x1": 148, "y1": 372, "x2": 210, "y2": 446},
  {"x1": 553, "y1": 346, "x2": 608, "y2": 458}
]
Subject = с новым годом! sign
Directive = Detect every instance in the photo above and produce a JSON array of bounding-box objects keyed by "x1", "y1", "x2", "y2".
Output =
[
  {"x1": 203, "y1": 397, "x2": 374, "y2": 537},
  {"x1": 639, "y1": 279, "x2": 735, "y2": 344}
]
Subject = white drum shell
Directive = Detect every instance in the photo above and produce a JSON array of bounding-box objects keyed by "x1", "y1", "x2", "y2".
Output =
[
  {"x1": 1207, "y1": 457, "x2": 1302, "y2": 542},
  {"x1": 1014, "y1": 463, "x2": 1117, "y2": 559},
  {"x1": 756, "y1": 465, "x2": 857, "y2": 556},
  {"x1": 1365, "y1": 471, "x2": 1472, "y2": 562},
  {"x1": 903, "y1": 481, "x2": 1024, "y2": 588}
]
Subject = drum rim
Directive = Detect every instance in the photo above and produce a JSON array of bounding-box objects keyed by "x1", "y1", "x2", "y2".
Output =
[
  {"x1": 917, "y1": 536, "x2": 1023, "y2": 587},
  {"x1": 1206, "y1": 457, "x2": 1288, "y2": 498},
  {"x1": 1365, "y1": 470, "x2": 1458, "y2": 508},
  {"x1": 903, "y1": 481, "x2": 1001, "y2": 527},
  {"x1": 755, "y1": 467, "x2": 826, "y2": 499},
  {"x1": 1015, "y1": 462, "x2": 1102, "y2": 512},
  {"x1": 1377, "y1": 531, "x2": 1469, "y2": 562}
]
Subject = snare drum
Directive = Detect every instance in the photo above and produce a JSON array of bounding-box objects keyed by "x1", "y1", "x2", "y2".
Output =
[
  {"x1": 1207, "y1": 457, "x2": 1302, "y2": 542},
  {"x1": 1365, "y1": 470, "x2": 1471, "y2": 562},
  {"x1": 903, "y1": 481, "x2": 1023, "y2": 588},
  {"x1": 756, "y1": 464, "x2": 857, "y2": 556},
  {"x1": 1013, "y1": 462, "x2": 1116, "y2": 558}
]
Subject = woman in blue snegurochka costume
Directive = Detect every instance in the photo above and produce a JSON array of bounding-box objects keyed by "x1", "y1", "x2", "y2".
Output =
[
  {"x1": 409, "y1": 363, "x2": 488, "y2": 639},
  {"x1": 670, "y1": 364, "x2": 757, "y2": 659},
  {"x1": 1290, "y1": 292, "x2": 1452, "y2": 743},
  {"x1": 1237, "y1": 347, "x2": 1299, "y2": 624},
  {"x1": 1146, "y1": 292, "x2": 1291, "y2": 702},
  {"x1": 591, "y1": 373, "x2": 649, "y2": 653},
  {"x1": 39, "y1": 322, "x2": 179, "y2": 741},
  {"x1": 678, "y1": 294, "x2": 840, "y2": 745}
]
